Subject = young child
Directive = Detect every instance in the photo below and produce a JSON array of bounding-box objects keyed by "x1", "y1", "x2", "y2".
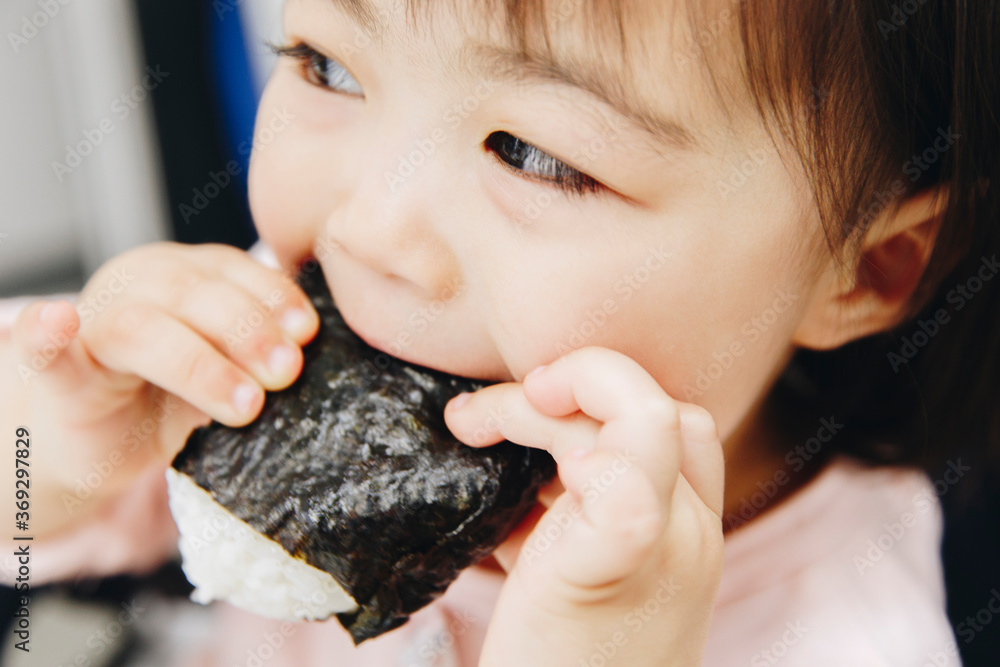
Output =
[{"x1": 2, "y1": 0, "x2": 998, "y2": 665}]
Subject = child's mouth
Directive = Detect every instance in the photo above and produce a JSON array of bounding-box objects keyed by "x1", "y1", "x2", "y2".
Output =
[{"x1": 311, "y1": 259, "x2": 515, "y2": 384}]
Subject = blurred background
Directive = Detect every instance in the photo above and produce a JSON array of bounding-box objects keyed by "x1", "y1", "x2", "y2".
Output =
[
  {"x1": 0, "y1": 0, "x2": 281, "y2": 300},
  {"x1": 1, "y1": 1, "x2": 999, "y2": 666},
  {"x1": 0, "y1": 1, "x2": 284, "y2": 665}
]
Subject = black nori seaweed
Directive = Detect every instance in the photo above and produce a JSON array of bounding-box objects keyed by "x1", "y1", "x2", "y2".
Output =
[{"x1": 171, "y1": 265, "x2": 555, "y2": 643}]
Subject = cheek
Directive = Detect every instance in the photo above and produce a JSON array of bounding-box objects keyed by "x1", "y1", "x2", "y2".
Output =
[
  {"x1": 482, "y1": 240, "x2": 689, "y2": 380},
  {"x1": 612, "y1": 270, "x2": 804, "y2": 441},
  {"x1": 493, "y1": 211, "x2": 812, "y2": 442},
  {"x1": 248, "y1": 80, "x2": 333, "y2": 269}
]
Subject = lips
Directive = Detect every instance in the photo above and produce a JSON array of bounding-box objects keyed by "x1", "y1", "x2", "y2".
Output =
[{"x1": 315, "y1": 259, "x2": 512, "y2": 381}]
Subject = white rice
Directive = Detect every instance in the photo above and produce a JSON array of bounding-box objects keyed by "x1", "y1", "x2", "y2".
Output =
[{"x1": 165, "y1": 468, "x2": 358, "y2": 621}]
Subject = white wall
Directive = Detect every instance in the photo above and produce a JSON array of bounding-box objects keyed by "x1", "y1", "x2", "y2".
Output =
[
  {"x1": 241, "y1": 0, "x2": 284, "y2": 97},
  {"x1": 0, "y1": 0, "x2": 170, "y2": 297}
]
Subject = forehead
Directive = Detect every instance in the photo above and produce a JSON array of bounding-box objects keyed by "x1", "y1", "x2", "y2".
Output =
[{"x1": 288, "y1": 0, "x2": 756, "y2": 152}]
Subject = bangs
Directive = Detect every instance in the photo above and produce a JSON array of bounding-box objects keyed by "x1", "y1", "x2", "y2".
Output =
[
  {"x1": 400, "y1": 0, "x2": 753, "y2": 160},
  {"x1": 401, "y1": 0, "x2": 966, "y2": 278},
  {"x1": 401, "y1": 0, "x2": 742, "y2": 89}
]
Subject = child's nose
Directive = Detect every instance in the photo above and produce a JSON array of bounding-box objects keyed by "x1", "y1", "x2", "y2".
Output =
[{"x1": 325, "y1": 135, "x2": 462, "y2": 300}]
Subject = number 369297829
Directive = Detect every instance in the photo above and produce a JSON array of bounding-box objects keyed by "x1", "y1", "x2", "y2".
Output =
[{"x1": 15, "y1": 427, "x2": 30, "y2": 516}]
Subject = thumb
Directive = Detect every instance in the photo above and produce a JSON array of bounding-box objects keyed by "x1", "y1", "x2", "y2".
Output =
[{"x1": 10, "y1": 300, "x2": 121, "y2": 396}]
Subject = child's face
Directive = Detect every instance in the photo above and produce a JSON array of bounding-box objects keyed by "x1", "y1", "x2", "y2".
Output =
[{"x1": 250, "y1": 0, "x2": 828, "y2": 440}]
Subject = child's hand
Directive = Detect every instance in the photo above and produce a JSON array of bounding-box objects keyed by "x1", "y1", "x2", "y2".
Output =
[
  {"x1": 6, "y1": 242, "x2": 318, "y2": 535},
  {"x1": 445, "y1": 347, "x2": 725, "y2": 667}
]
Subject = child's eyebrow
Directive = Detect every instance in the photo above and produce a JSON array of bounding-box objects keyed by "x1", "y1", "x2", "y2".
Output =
[
  {"x1": 465, "y1": 46, "x2": 701, "y2": 153},
  {"x1": 307, "y1": 0, "x2": 700, "y2": 153}
]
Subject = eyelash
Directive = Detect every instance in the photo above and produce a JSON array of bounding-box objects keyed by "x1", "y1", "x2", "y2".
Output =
[
  {"x1": 485, "y1": 132, "x2": 602, "y2": 197},
  {"x1": 271, "y1": 42, "x2": 602, "y2": 197},
  {"x1": 270, "y1": 41, "x2": 363, "y2": 96}
]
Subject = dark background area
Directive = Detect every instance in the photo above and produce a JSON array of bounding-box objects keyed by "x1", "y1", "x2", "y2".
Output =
[{"x1": 134, "y1": 0, "x2": 258, "y2": 250}]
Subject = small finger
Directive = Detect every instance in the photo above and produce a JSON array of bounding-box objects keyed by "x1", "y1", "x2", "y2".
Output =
[
  {"x1": 10, "y1": 300, "x2": 94, "y2": 392},
  {"x1": 520, "y1": 347, "x2": 673, "y2": 421},
  {"x1": 444, "y1": 383, "x2": 600, "y2": 460},
  {"x1": 165, "y1": 280, "x2": 304, "y2": 391},
  {"x1": 522, "y1": 347, "x2": 683, "y2": 513},
  {"x1": 207, "y1": 244, "x2": 320, "y2": 343},
  {"x1": 677, "y1": 403, "x2": 725, "y2": 518},
  {"x1": 88, "y1": 303, "x2": 264, "y2": 426},
  {"x1": 532, "y1": 449, "x2": 663, "y2": 589}
]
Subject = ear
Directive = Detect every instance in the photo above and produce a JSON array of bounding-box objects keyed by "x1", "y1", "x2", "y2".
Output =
[{"x1": 793, "y1": 186, "x2": 948, "y2": 350}]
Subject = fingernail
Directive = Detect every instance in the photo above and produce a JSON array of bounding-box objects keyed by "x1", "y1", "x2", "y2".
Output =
[
  {"x1": 525, "y1": 364, "x2": 548, "y2": 380},
  {"x1": 279, "y1": 309, "x2": 312, "y2": 337},
  {"x1": 268, "y1": 345, "x2": 298, "y2": 376},
  {"x1": 232, "y1": 383, "x2": 260, "y2": 414},
  {"x1": 449, "y1": 392, "x2": 472, "y2": 410}
]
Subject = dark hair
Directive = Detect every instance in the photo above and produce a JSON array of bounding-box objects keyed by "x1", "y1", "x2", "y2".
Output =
[
  {"x1": 729, "y1": 1, "x2": 1000, "y2": 479},
  {"x1": 411, "y1": 1, "x2": 1000, "y2": 474}
]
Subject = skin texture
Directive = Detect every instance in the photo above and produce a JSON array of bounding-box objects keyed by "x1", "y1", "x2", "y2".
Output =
[
  {"x1": 252, "y1": 0, "x2": 822, "y2": 443},
  {"x1": 0, "y1": 0, "x2": 946, "y2": 664}
]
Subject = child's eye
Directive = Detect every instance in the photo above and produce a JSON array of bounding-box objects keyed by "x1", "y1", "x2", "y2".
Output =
[
  {"x1": 271, "y1": 42, "x2": 363, "y2": 97},
  {"x1": 484, "y1": 131, "x2": 602, "y2": 196}
]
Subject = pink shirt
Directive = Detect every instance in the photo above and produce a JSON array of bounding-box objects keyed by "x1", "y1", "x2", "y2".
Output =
[{"x1": 0, "y1": 248, "x2": 961, "y2": 666}]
